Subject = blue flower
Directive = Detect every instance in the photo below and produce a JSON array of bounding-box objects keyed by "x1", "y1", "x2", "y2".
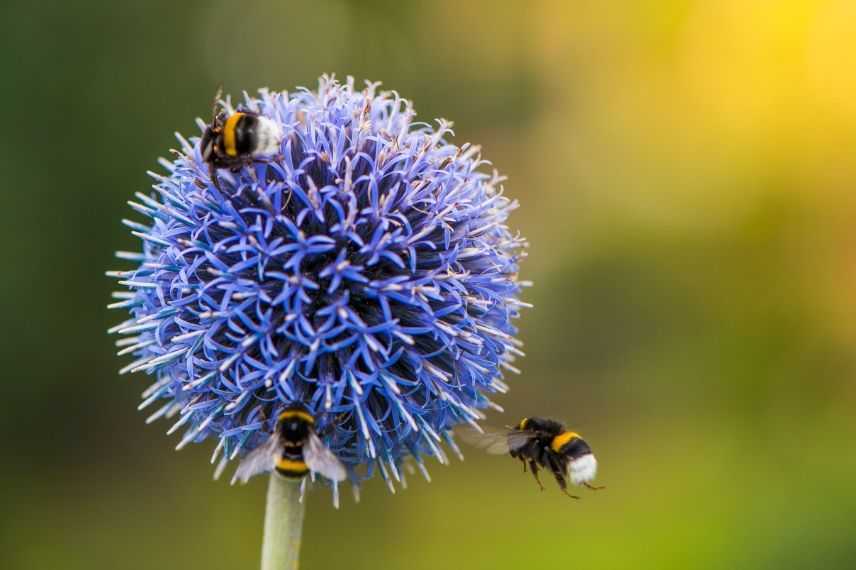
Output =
[{"x1": 108, "y1": 76, "x2": 528, "y2": 492}]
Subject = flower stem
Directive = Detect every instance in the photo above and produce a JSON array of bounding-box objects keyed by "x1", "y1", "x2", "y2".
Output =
[{"x1": 261, "y1": 473, "x2": 305, "y2": 570}]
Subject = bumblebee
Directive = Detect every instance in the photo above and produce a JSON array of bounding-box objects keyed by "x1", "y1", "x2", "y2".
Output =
[
  {"x1": 466, "y1": 417, "x2": 603, "y2": 499},
  {"x1": 200, "y1": 87, "x2": 283, "y2": 189},
  {"x1": 232, "y1": 406, "x2": 346, "y2": 484}
]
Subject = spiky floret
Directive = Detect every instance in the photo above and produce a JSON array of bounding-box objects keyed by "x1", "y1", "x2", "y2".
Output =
[{"x1": 108, "y1": 76, "x2": 528, "y2": 493}]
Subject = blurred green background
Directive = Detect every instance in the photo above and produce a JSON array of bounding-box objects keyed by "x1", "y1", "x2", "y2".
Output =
[{"x1": 3, "y1": 1, "x2": 856, "y2": 568}]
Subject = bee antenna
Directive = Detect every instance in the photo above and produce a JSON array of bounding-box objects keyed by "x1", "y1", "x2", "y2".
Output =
[{"x1": 211, "y1": 83, "x2": 224, "y2": 121}]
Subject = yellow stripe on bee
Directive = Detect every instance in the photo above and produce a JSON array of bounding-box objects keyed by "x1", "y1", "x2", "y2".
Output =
[
  {"x1": 518, "y1": 417, "x2": 529, "y2": 430},
  {"x1": 275, "y1": 457, "x2": 308, "y2": 473},
  {"x1": 278, "y1": 409, "x2": 315, "y2": 424},
  {"x1": 223, "y1": 113, "x2": 243, "y2": 157},
  {"x1": 550, "y1": 431, "x2": 580, "y2": 452}
]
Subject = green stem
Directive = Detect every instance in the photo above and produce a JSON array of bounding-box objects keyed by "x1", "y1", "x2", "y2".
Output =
[{"x1": 261, "y1": 473, "x2": 305, "y2": 570}]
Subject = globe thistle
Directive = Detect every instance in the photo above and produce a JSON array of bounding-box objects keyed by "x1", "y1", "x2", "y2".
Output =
[{"x1": 108, "y1": 76, "x2": 529, "y2": 497}]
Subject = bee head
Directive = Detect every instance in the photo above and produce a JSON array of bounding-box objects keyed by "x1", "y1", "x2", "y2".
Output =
[{"x1": 200, "y1": 126, "x2": 216, "y2": 162}]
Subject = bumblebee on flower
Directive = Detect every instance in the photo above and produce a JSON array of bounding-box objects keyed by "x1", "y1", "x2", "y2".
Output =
[
  {"x1": 199, "y1": 86, "x2": 283, "y2": 189},
  {"x1": 109, "y1": 76, "x2": 528, "y2": 501}
]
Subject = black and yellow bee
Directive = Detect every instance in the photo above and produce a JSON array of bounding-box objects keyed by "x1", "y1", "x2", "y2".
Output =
[
  {"x1": 200, "y1": 87, "x2": 282, "y2": 189},
  {"x1": 232, "y1": 406, "x2": 346, "y2": 484},
  {"x1": 465, "y1": 416, "x2": 604, "y2": 499}
]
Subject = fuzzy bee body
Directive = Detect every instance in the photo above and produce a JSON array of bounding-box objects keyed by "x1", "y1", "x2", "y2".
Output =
[
  {"x1": 510, "y1": 417, "x2": 601, "y2": 498},
  {"x1": 232, "y1": 406, "x2": 346, "y2": 484},
  {"x1": 200, "y1": 88, "x2": 283, "y2": 188},
  {"x1": 464, "y1": 416, "x2": 603, "y2": 499},
  {"x1": 273, "y1": 408, "x2": 315, "y2": 478}
]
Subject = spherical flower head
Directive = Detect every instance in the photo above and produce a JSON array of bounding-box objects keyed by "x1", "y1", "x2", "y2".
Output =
[{"x1": 109, "y1": 76, "x2": 528, "y2": 490}]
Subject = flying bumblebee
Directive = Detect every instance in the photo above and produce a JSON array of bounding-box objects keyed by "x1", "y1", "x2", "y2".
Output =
[
  {"x1": 464, "y1": 417, "x2": 604, "y2": 499},
  {"x1": 200, "y1": 87, "x2": 283, "y2": 189},
  {"x1": 232, "y1": 406, "x2": 347, "y2": 484}
]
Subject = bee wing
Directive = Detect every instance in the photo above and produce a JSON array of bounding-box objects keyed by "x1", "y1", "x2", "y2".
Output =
[
  {"x1": 507, "y1": 430, "x2": 541, "y2": 452},
  {"x1": 458, "y1": 426, "x2": 539, "y2": 455},
  {"x1": 231, "y1": 432, "x2": 281, "y2": 485},
  {"x1": 304, "y1": 432, "x2": 347, "y2": 482}
]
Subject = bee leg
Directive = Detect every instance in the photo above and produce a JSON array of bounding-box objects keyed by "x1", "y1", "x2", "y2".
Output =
[
  {"x1": 208, "y1": 163, "x2": 222, "y2": 191},
  {"x1": 561, "y1": 488, "x2": 581, "y2": 500},
  {"x1": 583, "y1": 482, "x2": 606, "y2": 491},
  {"x1": 521, "y1": 458, "x2": 528, "y2": 473},
  {"x1": 528, "y1": 460, "x2": 544, "y2": 491},
  {"x1": 555, "y1": 476, "x2": 580, "y2": 500},
  {"x1": 549, "y1": 461, "x2": 580, "y2": 499},
  {"x1": 245, "y1": 158, "x2": 259, "y2": 182}
]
